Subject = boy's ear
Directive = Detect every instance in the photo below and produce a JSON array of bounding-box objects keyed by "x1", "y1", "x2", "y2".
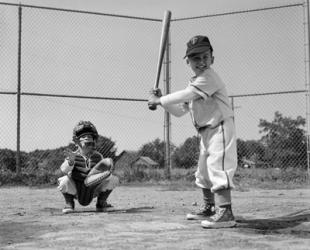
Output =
[
  {"x1": 211, "y1": 56, "x2": 215, "y2": 64},
  {"x1": 186, "y1": 58, "x2": 189, "y2": 64}
]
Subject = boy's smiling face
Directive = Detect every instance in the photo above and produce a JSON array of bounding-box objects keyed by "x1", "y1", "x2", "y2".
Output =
[{"x1": 187, "y1": 50, "x2": 214, "y2": 76}]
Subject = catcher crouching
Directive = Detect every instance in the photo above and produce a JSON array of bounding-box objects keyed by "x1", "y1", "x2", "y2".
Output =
[{"x1": 57, "y1": 120, "x2": 119, "y2": 214}]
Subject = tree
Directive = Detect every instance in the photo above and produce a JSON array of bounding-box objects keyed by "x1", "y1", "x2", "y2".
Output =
[
  {"x1": 172, "y1": 136, "x2": 199, "y2": 168},
  {"x1": 138, "y1": 138, "x2": 173, "y2": 168},
  {"x1": 258, "y1": 111, "x2": 307, "y2": 168},
  {"x1": 0, "y1": 149, "x2": 28, "y2": 172},
  {"x1": 0, "y1": 149, "x2": 17, "y2": 171},
  {"x1": 237, "y1": 139, "x2": 265, "y2": 166}
]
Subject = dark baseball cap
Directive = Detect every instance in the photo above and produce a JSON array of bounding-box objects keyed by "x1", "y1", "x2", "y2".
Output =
[{"x1": 184, "y1": 35, "x2": 213, "y2": 58}]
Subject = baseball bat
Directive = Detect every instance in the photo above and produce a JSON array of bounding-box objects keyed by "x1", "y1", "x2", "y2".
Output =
[{"x1": 148, "y1": 10, "x2": 172, "y2": 111}]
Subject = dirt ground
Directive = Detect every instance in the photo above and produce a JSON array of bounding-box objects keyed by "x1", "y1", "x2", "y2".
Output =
[{"x1": 0, "y1": 185, "x2": 309, "y2": 250}]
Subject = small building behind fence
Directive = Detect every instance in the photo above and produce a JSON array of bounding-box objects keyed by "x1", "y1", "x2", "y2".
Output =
[{"x1": 131, "y1": 156, "x2": 159, "y2": 169}]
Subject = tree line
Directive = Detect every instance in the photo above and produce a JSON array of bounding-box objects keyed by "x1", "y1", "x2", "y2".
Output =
[{"x1": 0, "y1": 112, "x2": 307, "y2": 173}]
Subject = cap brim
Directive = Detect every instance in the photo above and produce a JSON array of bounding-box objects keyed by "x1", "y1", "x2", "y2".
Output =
[
  {"x1": 77, "y1": 132, "x2": 95, "y2": 138},
  {"x1": 184, "y1": 46, "x2": 211, "y2": 59}
]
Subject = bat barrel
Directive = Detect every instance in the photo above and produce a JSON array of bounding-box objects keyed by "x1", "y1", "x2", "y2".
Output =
[
  {"x1": 154, "y1": 10, "x2": 171, "y2": 89},
  {"x1": 149, "y1": 10, "x2": 171, "y2": 111}
]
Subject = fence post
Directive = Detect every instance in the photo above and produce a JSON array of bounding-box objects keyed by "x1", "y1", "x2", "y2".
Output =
[
  {"x1": 305, "y1": 0, "x2": 310, "y2": 182},
  {"x1": 164, "y1": 30, "x2": 171, "y2": 179},
  {"x1": 16, "y1": 5, "x2": 22, "y2": 175}
]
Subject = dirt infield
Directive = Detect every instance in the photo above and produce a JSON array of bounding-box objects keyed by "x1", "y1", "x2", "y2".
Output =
[{"x1": 0, "y1": 185, "x2": 309, "y2": 250}]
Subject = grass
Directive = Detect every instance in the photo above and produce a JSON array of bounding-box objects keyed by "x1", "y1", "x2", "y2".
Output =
[{"x1": 0, "y1": 166, "x2": 309, "y2": 190}]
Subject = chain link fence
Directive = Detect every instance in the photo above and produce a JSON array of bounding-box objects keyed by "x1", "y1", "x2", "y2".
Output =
[{"x1": 0, "y1": 1, "x2": 309, "y2": 178}]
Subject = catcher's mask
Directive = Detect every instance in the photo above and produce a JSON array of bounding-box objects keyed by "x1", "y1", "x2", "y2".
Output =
[{"x1": 72, "y1": 121, "x2": 99, "y2": 145}]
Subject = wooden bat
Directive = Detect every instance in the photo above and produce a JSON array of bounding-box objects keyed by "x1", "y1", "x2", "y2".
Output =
[{"x1": 149, "y1": 10, "x2": 172, "y2": 110}]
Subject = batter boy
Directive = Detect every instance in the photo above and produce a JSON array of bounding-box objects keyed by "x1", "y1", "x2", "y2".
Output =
[
  {"x1": 148, "y1": 35, "x2": 237, "y2": 228},
  {"x1": 58, "y1": 120, "x2": 119, "y2": 214}
]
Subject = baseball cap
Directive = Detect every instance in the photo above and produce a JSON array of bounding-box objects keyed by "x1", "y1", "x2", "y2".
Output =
[{"x1": 184, "y1": 35, "x2": 213, "y2": 58}]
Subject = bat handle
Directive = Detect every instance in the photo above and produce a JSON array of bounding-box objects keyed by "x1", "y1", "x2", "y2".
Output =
[
  {"x1": 148, "y1": 88, "x2": 161, "y2": 110},
  {"x1": 148, "y1": 103, "x2": 157, "y2": 110}
]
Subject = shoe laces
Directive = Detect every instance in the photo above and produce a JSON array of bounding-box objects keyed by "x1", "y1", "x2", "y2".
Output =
[
  {"x1": 197, "y1": 204, "x2": 214, "y2": 214},
  {"x1": 211, "y1": 207, "x2": 227, "y2": 221}
]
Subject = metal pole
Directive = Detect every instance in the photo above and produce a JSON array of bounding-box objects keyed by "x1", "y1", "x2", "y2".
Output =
[
  {"x1": 305, "y1": 0, "x2": 310, "y2": 181},
  {"x1": 16, "y1": 5, "x2": 22, "y2": 175},
  {"x1": 164, "y1": 30, "x2": 171, "y2": 179},
  {"x1": 231, "y1": 97, "x2": 235, "y2": 122}
]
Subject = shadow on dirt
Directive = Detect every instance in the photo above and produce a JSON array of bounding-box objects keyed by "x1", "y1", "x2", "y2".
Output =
[
  {"x1": 0, "y1": 221, "x2": 48, "y2": 246},
  {"x1": 236, "y1": 209, "x2": 310, "y2": 237}
]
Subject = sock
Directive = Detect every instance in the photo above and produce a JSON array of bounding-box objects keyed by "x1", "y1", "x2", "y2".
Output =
[
  {"x1": 214, "y1": 189, "x2": 232, "y2": 207},
  {"x1": 202, "y1": 188, "x2": 215, "y2": 206}
]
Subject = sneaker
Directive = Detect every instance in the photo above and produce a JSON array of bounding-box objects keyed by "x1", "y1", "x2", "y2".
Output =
[
  {"x1": 186, "y1": 204, "x2": 215, "y2": 220},
  {"x1": 96, "y1": 201, "x2": 113, "y2": 212},
  {"x1": 201, "y1": 206, "x2": 236, "y2": 228},
  {"x1": 62, "y1": 206, "x2": 75, "y2": 214},
  {"x1": 96, "y1": 190, "x2": 113, "y2": 212}
]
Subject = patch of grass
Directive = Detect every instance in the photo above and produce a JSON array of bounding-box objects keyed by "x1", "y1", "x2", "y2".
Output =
[
  {"x1": 1, "y1": 166, "x2": 309, "y2": 189},
  {"x1": 234, "y1": 167, "x2": 309, "y2": 189}
]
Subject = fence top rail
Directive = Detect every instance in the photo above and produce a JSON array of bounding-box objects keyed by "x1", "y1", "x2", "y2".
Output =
[
  {"x1": 230, "y1": 90, "x2": 306, "y2": 98},
  {"x1": 0, "y1": 1, "x2": 304, "y2": 22},
  {"x1": 20, "y1": 92, "x2": 147, "y2": 102},
  {"x1": 173, "y1": 3, "x2": 304, "y2": 21},
  {"x1": 0, "y1": 1, "x2": 161, "y2": 22},
  {"x1": 0, "y1": 90, "x2": 303, "y2": 101}
]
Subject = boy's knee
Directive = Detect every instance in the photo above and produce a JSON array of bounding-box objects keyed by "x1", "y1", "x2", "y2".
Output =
[{"x1": 57, "y1": 175, "x2": 76, "y2": 195}]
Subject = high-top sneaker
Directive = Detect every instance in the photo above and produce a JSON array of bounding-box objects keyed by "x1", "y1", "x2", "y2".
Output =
[
  {"x1": 201, "y1": 206, "x2": 236, "y2": 228},
  {"x1": 186, "y1": 204, "x2": 215, "y2": 220}
]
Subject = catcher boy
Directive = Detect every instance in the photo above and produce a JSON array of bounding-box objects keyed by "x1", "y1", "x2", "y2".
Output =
[
  {"x1": 148, "y1": 35, "x2": 237, "y2": 228},
  {"x1": 57, "y1": 120, "x2": 119, "y2": 214}
]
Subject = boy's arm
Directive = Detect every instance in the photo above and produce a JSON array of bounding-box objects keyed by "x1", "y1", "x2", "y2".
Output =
[
  {"x1": 60, "y1": 159, "x2": 74, "y2": 175},
  {"x1": 148, "y1": 88, "x2": 197, "y2": 116},
  {"x1": 60, "y1": 148, "x2": 76, "y2": 175},
  {"x1": 160, "y1": 88, "x2": 198, "y2": 106},
  {"x1": 161, "y1": 103, "x2": 189, "y2": 117}
]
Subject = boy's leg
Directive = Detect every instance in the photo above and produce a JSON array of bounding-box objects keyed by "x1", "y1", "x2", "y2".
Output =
[
  {"x1": 58, "y1": 175, "x2": 77, "y2": 214},
  {"x1": 96, "y1": 189, "x2": 113, "y2": 212},
  {"x1": 199, "y1": 119, "x2": 237, "y2": 228},
  {"x1": 187, "y1": 139, "x2": 215, "y2": 220},
  {"x1": 95, "y1": 175, "x2": 119, "y2": 212},
  {"x1": 62, "y1": 193, "x2": 75, "y2": 214},
  {"x1": 186, "y1": 188, "x2": 215, "y2": 220}
]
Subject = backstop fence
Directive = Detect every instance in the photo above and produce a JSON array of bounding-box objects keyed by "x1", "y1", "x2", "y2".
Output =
[{"x1": 0, "y1": 1, "x2": 309, "y2": 178}]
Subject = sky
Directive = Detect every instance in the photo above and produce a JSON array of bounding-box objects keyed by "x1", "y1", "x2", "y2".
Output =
[
  {"x1": 0, "y1": 0, "x2": 308, "y2": 153},
  {"x1": 0, "y1": 0, "x2": 302, "y2": 19}
]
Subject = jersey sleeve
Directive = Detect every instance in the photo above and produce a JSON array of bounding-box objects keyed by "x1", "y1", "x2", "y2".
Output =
[
  {"x1": 60, "y1": 160, "x2": 74, "y2": 174},
  {"x1": 162, "y1": 103, "x2": 189, "y2": 117},
  {"x1": 187, "y1": 71, "x2": 221, "y2": 100}
]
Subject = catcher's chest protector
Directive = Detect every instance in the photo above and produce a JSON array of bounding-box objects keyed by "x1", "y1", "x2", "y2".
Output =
[{"x1": 71, "y1": 152, "x2": 102, "y2": 206}]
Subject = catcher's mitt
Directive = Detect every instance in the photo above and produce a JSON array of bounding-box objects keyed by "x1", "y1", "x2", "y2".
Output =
[{"x1": 84, "y1": 158, "x2": 113, "y2": 187}]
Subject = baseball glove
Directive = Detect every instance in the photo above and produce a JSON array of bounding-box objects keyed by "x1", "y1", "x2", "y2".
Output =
[{"x1": 84, "y1": 158, "x2": 113, "y2": 187}]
